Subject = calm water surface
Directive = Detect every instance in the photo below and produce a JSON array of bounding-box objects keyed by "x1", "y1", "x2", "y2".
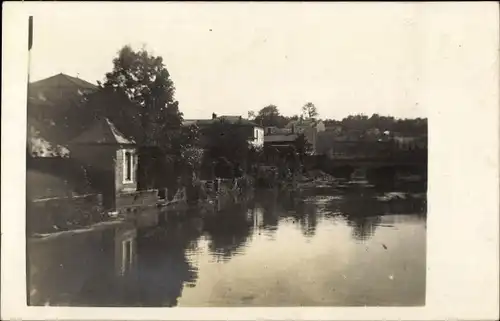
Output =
[{"x1": 29, "y1": 181, "x2": 426, "y2": 307}]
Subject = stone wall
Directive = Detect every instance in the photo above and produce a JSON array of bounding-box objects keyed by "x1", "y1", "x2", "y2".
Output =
[
  {"x1": 27, "y1": 157, "x2": 98, "y2": 199},
  {"x1": 115, "y1": 189, "x2": 159, "y2": 212}
]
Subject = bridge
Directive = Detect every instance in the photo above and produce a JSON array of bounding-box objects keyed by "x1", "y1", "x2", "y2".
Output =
[
  {"x1": 318, "y1": 152, "x2": 427, "y2": 167},
  {"x1": 314, "y1": 150, "x2": 427, "y2": 180}
]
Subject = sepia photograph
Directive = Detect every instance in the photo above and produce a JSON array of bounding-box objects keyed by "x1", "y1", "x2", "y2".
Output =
[
  {"x1": 25, "y1": 4, "x2": 427, "y2": 308},
  {"x1": 1, "y1": 2, "x2": 499, "y2": 320}
]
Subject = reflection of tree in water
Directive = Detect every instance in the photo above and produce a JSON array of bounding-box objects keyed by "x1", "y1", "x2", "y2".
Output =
[
  {"x1": 274, "y1": 190, "x2": 319, "y2": 237},
  {"x1": 345, "y1": 215, "x2": 382, "y2": 241},
  {"x1": 253, "y1": 189, "x2": 319, "y2": 237},
  {"x1": 253, "y1": 192, "x2": 280, "y2": 232},
  {"x1": 133, "y1": 219, "x2": 202, "y2": 307},
  {"x1": 294, "y1": 202, "x2": 318, "y2": 238},
  {"x1": 334, "y1": 187, "x2": 426, "y2": 241},
  {"x1": 335, "y1": 194, "x2": 383, "y2": 241},
  {"x1": 203, "y1": 204, "x2": 253, "y2": 262}
]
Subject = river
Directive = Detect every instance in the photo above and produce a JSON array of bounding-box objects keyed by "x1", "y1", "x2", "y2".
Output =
[{"x1": 28, "y1": 179, "x2": 426, "y2": 307}]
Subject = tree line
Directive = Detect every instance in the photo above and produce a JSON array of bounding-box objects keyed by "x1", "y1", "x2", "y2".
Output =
[
  {"x1": 248, "y1": 104, "x2": 427, "y2": 136},
  {"x1": 247, "y1": 103, "x2": 319, "y2": 128},
  {"x1": 324, "y1": 114, "x2": 427, "y2": 136}
]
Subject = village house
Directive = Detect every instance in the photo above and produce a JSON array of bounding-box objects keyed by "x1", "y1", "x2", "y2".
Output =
[
  {"x1": 263, "y1": 133, "x2": 300, "y2": 164},
  {"x1": 284, "y1": 119, "x2": 325, "y2": 154},
  {"x1": 68, "y1": 117, "x2": 139, "y2": 211},
  {"x1": 182, "y1": 113, "x2": 264, "y2": 149}
]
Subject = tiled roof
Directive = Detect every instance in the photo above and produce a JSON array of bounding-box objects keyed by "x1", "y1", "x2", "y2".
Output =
[
  {"x1": 28, "y1": 73, "x2": 100, "y2": 147},
  {"x1": 264, "y1": 134, "x2": 298, "y2": 143},
  {"x1": 71, "y1": 118, "x2": 135, "y2": 145},
  {"x1": 30, "y1": 73, "x2": 97, "y2": 91}
]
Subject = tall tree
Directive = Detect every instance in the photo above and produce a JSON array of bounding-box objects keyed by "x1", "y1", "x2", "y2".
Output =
[
  {"x1": 205, "y1": 120, "x2": 250, "y2": 166},
  {"x1": 301, "y1": 102, "x2": 318, "y2": 119},
  {"x1": 98, "y1": 45, "x2": 183, "y2": 148},
  {"x1": 90, "y1": 45, "x2": 198, "y2": 190}
]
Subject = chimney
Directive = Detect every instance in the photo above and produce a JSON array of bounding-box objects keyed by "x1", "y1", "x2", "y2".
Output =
[{"x1": 212, "y1": 113, "x2": 217, "y2": 119}]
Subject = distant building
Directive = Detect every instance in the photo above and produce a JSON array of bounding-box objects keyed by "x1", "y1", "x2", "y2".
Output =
[
  {"x1": 324, "y1": 125, "x2": 343, "y2": 135},
  {"x1": 264, "y1": 126, "x2": 292, "y2": 136},
  {"x1": 264, "y1": 133, "x2": 299, "y2": 147},
  {"x1": 284, "y1": 119, "x2": 325, "y2": 154},
  {"x1": 183, "y1": 113, "x2": 264, "y2": 148},
  {"x1": 392, "y1": 133, "x2": 427, "y2": 151}
]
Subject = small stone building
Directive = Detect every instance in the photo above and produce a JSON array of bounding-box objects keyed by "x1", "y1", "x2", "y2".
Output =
[{"x1": 69, "y1": 118, "x2": 138, "y2": 212}]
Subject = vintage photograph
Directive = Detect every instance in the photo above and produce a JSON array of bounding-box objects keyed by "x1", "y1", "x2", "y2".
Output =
[{"x1": 26, "y1": 4, "x2": 427, "y2": 307}]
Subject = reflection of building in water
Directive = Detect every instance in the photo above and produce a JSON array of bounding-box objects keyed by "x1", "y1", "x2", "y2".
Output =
[
  {"x1": 114, "y1": 225, "x2": 137, "y2": 277},
  {"x1": 252, "y1": 207, "x2": 265, "y2": 230},
  {"x1": 27, "y1": 221, "x2": 138, "y2": 306},
  {"x1": 133, "y1": 219, "x2": 201, "y2": 307}
]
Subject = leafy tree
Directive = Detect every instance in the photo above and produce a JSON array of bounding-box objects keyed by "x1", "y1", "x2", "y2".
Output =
[
  {"x1": 89, "y1": 45, "x2": 198, "y2": 190},
  {"x1": 247, "y1": 111, "x2": 256, "y2": 120},
  {"x1": 301, "y1": 102, "x2": 318, "y2": 119},
  {"x1": 98, "y1": 45, "x2": 184, "y2": 148},
  {"x1": 205, "y1": 121, "x2": 250, "y2": 165},
  {"x1": 254, "y1": 105, "x2": 289, "y2": 128},
  {"x1": 83, "y1": 86, "x2": 141, "y2": 140},
  {"x1": 324, "y1": 113, "x2": 427, "y2": 137}
]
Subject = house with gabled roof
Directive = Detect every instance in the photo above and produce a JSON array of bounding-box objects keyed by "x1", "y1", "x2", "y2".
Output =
[
  {"x1": 28, "y1": 73, "x2": 99, "y2": 151},
  {"x1": 27, "y1": 73, "x2": 149, "y2": 216},
  {"x1": 284, "y1": 118, "x2": 325, "y2": 154},
  {"x1": 69, "y1": 117, "x2": 138, "y2": 210}
]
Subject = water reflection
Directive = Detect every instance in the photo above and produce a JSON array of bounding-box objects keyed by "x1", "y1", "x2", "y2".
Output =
[
  {"x1": 203, "y1": 204, "x2": 253, "y2": 262},
  {"x1": 128, "y1": 220, "x2": 199, "y2": 306},
  {"x1": 345, "y1": 215, "x2": 382, "y2": 241},
  {"x1": 29, "y1": 179, "x2": 427, "y2": 307}
]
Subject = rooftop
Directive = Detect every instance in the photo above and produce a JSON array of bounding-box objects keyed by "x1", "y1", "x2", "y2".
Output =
[
  {"x1": 27, "y1": 73, "x2": 101, "y2": 156},
  {"x1": 70, "y1": 118, "x2": 135, "y2": 145},
  {"x1": 264, "y1": 134, "x2": 298, "y2": 143},
  {"x1": 285, "y1": 119, "x2": 321, "y2": 128},
  {"x1": 183, "y1": 115, "x2": 260, "y2": 127}
]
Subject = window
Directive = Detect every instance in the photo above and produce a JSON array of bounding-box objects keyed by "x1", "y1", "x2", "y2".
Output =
[{"x1": 123, "y1": 150, "x2": 135, "y2": 183}]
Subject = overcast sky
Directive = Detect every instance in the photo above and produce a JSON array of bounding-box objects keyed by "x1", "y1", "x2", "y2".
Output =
[{"x1": 28, "y1": 3, "x2": 428, "y2": 120}]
